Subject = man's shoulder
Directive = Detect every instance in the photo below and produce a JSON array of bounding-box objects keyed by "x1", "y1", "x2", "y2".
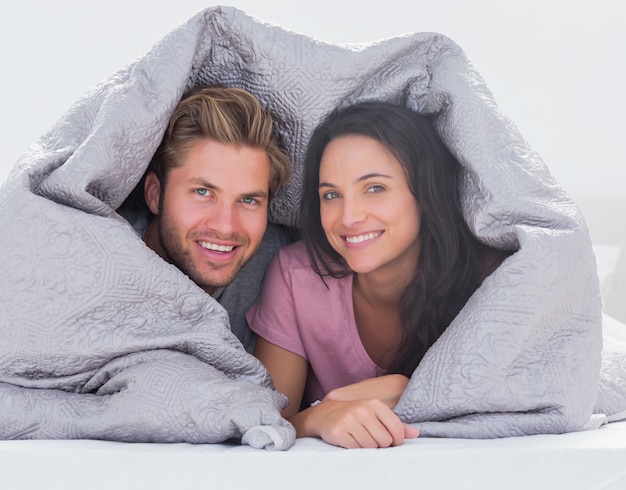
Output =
[
  {"x1": 258, "y1": 223, "x2": 296, "y2": 253},
  {"x1": 228, "y1": 223, "x2": 296, "y2": 285},
  {"x1": 117, "y1": 203, "x2": 150, "y2": 238},
  {"x1": 249, "y1": 223, "x2": 296, "y2": 271}
]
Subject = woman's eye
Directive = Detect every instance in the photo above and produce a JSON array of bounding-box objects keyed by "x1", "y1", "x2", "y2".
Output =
[
  {"x1": 322, "y1": 191, "x2": 340, "y2": 200},
  {"x1": 366, "y1": 185, "x2": 384, "y2": 193}
]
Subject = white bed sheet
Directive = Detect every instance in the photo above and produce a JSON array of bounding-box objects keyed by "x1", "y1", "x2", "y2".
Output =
[
  {"x1": 1, "y1": 420, "x2": 625, "y2": 490},
  {"x1": 2, "y1": 308, "x2": 624, "y2": 490}
]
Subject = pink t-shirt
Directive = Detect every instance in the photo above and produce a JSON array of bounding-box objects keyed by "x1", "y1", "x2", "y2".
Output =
[{"x1": 247, "y1": 240, "x2": 381, "y2": 406}]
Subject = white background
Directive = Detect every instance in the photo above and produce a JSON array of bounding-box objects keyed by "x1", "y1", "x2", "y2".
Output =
[{"x1": 1, "y1": 0, "x2": 624, "y2": 245}]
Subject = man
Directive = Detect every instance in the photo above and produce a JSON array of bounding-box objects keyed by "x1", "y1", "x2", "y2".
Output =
[{"x1": 120, "y1": 86, "x2": 293, "y2": 352}]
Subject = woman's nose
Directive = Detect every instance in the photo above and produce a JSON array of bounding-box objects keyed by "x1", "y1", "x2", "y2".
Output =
[{"x1": 341, "y1": 196, "x2": 366, "y2": 227}]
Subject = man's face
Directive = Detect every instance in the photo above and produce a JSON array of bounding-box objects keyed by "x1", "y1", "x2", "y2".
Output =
[{"x1": 144, "y1": 138, "x2": 270, "y2": 294}]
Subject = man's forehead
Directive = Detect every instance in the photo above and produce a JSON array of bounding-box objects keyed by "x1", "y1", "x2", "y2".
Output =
[{"x1": 167, "y1": 141, "x2": 271, "y2": 197}]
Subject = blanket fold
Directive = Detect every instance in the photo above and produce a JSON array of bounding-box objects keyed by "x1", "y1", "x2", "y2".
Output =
[{"x1": 1, "y1": 5, "x2": 625, "y2": 444}]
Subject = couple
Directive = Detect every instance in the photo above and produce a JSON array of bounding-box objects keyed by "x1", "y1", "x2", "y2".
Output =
[{"x1": 134, "y1": 85, "x2": 507, "y2": 449}]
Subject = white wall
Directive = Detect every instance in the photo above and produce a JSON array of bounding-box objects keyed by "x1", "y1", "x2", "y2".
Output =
[{"x1": 1, "y1": 1, "x2": 624, "y2": 314}]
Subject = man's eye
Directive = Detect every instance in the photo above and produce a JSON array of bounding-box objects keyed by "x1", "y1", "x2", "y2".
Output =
[
  {"x1": 241, "y1": 197, "x2": 258, "y2": 205},
  {"x1": 196, "y1": 188, "x2": 209, "y2": 196}
]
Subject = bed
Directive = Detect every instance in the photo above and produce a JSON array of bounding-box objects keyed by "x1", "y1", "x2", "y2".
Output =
[
  {"x1": 1, "y1": 420, "x2": 626, "y2": 489},
  {"x1": 2, "y1": 271, "x2": 625, "y2": 489},
  {"x1": 3, "y1": 279, "x2": 624, "y2": 488},
  {"x1": 1, "y1": 5, "x2": 626, "y2": 488}
]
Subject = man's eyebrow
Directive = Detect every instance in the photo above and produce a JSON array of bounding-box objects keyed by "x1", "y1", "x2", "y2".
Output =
[
  {"x1": 242, "y1": 189, "x2": 269, "y2": 199},
  {"x1": 188, "y1": 177, "x2": 219, "y2": 190},
  {"x1": 187, "y1": 178, "x2": 268, "y2": 199}
]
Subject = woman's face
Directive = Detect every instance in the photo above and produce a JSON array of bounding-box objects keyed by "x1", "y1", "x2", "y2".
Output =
[{"x1": 318, "y1": 134, "x2": 422, "y2": 279}]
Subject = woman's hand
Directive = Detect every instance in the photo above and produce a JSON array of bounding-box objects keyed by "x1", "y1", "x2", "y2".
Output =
[
  {"x1": 293, "y1": 398, "x2": 419, "y2": 449},
  {"x1": 323, "y1": 374, "x2": 410, "y2": 409},
  {"x1": 254, "y1": 338, "x2": 418, "y2": 448}
]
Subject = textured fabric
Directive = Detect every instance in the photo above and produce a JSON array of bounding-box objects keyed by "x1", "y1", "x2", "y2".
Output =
[
  {"x1": 248, "y1": 240, "x2": 380, "y2": 405},
  {"x1": 0, "y1": 5, "x2": 625, "y2": 441},
  {"x1": 120, "y1": 200, "x2": 294, "y2": 353}
]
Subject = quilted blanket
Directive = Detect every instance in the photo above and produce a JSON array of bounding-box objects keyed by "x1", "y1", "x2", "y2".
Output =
[{"x1": 1, "y1": 5, "x2": 625, "y2": 444}]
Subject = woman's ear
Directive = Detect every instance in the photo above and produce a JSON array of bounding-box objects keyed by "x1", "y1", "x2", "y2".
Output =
[{"x1": 144, "y1": 172, "x2": 161, "y2": 215}]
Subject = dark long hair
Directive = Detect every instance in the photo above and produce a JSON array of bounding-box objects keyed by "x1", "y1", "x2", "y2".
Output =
[{"x1": 301, "y1": 101, "x2": 502, "y2": 376}]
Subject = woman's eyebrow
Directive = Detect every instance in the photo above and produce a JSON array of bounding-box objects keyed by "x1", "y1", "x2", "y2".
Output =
[
  {"x1": 319, "y1": 173, "x2": 393, "y2": 189},
  {"x1": 356, "y1": 172, "x2": 392, "y2": 182}
]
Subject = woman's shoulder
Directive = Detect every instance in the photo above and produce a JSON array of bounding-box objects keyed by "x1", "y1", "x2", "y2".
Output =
[
  {"x1": 276, "y1": 239, "x2": 314, "y2": 270},
  {"x1": 276, "y1": 240, "x2": 349, "y2": 287}
]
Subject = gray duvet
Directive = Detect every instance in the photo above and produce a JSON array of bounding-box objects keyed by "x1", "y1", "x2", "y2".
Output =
[{"x1": 1, "y1": 6, "x2": 625, "y2": 447}]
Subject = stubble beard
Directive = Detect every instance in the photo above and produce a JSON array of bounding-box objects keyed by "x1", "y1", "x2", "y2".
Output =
[{"x1": 157, "y1": 215, "x2": 251, "y2": 294}]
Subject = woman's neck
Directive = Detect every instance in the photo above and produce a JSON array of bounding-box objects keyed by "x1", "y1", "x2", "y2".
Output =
[
  {"x1": 353, "y1": 273, "x2": 403, "y2": 310},
  {"x1": 352, "y1": 272, "x2": 408, "y2": 369},
  {"x1": 350, "y1": 250, "x2": 419, "y2": 368},
  {"x1": 352, "y1": 262, "x2": 415, "y2": 310}
]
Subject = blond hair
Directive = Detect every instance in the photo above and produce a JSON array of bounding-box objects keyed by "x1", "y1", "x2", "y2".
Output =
[{"x1": 151, "y1": 86, "x2": 291, "y2": 199}]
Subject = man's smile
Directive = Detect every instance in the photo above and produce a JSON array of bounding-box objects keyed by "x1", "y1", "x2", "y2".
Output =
[{"x1": 198, "y1": 241, "x2": 236, "y2": 253}]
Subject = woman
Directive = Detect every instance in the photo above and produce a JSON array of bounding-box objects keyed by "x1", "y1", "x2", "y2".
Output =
[{"x1": 247, "y1": 101, "x2": 510, "y2": 449}]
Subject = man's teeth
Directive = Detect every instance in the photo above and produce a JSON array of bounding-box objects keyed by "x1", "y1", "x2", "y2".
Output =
[
  {"x1": 199, "y1": 241, "x2": 234, "y2": 252},
  {"x1": 345, "y1": 232, "x2": 381, "y2": 244}
]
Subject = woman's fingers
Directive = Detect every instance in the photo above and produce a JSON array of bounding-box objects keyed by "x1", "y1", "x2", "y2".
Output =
[
  {"x1": 404, "y1": 424, "x2": 420, "y2": 439},
  {"x1": 320, "y1": 399, "x2": 415, "y2": 448}
]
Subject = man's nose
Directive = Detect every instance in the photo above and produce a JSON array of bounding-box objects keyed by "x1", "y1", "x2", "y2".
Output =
[{"x1": 206, "y1": 202, "x2": 239, "y2": 235}]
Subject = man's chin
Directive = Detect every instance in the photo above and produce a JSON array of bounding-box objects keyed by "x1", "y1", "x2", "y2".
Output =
[
  {"x1": 191, "y1": 268, "x2": 240, "y2": 294},
  {"x1": 183, "y1": 249, "x2": 252, "y2": 293}
]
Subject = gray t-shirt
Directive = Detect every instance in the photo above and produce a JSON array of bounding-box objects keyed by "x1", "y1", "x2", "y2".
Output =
[
  {"x1": 120, "y1": 206, "x2": 293, "y2": 353},
  {"x1": 211, "y1": 222, "x2": 293, "y2": 352}
]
